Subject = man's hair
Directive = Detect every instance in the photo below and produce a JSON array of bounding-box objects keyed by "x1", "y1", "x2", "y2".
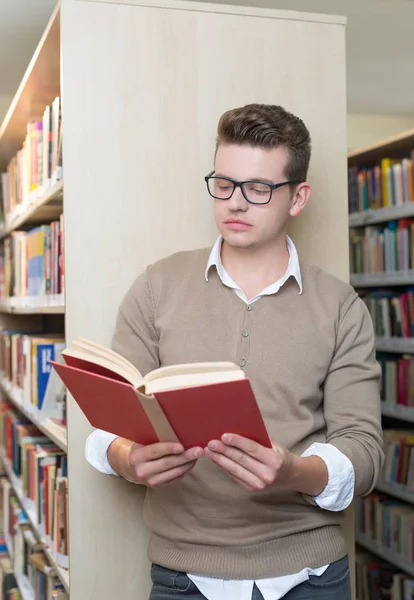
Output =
[{"x1": 216, "y1": 103, "x2": 311, "y2": 182}]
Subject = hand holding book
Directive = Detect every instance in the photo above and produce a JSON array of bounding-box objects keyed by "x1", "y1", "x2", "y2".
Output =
[{"x1": 108, "y1": 438, "x2": 204, "y2": 486}]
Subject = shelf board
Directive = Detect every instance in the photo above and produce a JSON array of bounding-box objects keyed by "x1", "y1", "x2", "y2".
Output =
[
  {"x1": 0, "y1": 302, "x2": 65, "y2": 315},
  {"x1": 376, "y1": 337, "x2": 414, "y2": 353},
  {"x1": 0, "y1": 179, "x2": 63, "y2": 240},
  {"x1": 0, "y1": 376, "x2": 67, "y2": 453},
  {"x1": 0, "y1": 448, "x2": 69, "y2": 593},
  {"x1": 0, "y1": 6, "x2": 60, "y2": 170},
  {"x1": 355, "y1": 531, "x2": 414, "y2": 577},
  {"x1": 348, "y1": 128, "x2": 414, "y2": 168},
  {"x1": 376, "y1": 480, "x2": 414, "y2": 505},
  {"x1": 350, "y1": 272, "x2": 414, "y2": 287},
  {"x1": 349, "y1": 203, "x2": 414, "y2": 227},
  {"x1": 381, "y1": 401, "x2": 414, "y2": 423}
]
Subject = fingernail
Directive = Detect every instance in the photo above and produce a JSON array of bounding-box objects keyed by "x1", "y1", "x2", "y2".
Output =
[
  {"x1": 222, "y1": 434, "x2": 231, "y2": 443},
  {"x1": 174, "y1": 446, "x2": 184, "y2": 454},
  {"x1": 193, "y1": 448, "x2": 203, "y2": 458},
  {"x1": 209, "y1": 441, "x2": 219, "y2": 450},
  {"x1": 205, "y1": 448, "x2": 213, "y2": 457}
]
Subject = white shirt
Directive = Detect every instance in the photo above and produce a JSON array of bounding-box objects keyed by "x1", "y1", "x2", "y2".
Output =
[{"x1": 85, "y1": 235, "x2": 355, "y2": 600}]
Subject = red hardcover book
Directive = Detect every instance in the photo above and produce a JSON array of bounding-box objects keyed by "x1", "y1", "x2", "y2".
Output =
[{"x1": 51, "y1": 338, "x2": 271, "y2": 449}]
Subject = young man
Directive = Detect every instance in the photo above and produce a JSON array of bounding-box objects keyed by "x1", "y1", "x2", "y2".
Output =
[{"x1": 86, "y1": 104, "x2": 384, "y2": 600}]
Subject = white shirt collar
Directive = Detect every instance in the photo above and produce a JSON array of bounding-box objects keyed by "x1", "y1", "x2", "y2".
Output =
[{"x1": 205, "y1": 235, "x2": 303, "y2": 302}]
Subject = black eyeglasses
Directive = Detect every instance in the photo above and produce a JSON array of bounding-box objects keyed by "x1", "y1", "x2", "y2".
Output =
[{"x1": 204, "y1": 171, "x2": 301, "y2": 205}]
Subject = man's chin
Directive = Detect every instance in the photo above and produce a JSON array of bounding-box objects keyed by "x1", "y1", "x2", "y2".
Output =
[{"x1": 222, "y1": 233, "x2": 257, "y2": 250}]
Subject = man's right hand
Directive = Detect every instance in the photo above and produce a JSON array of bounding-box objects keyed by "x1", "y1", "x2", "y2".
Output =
[{"x1": 107, "y1": 438, "x2": 204, "y2": 487}]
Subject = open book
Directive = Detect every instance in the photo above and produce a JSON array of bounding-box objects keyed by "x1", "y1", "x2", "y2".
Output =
[{"x1": 51, "y1": 338, "x2": 271, "y2": 449}]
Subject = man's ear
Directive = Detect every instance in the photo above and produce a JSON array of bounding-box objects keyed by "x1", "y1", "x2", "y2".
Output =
[{"x1": 290, "y1": 182, "x2": 311, "y2": 217}]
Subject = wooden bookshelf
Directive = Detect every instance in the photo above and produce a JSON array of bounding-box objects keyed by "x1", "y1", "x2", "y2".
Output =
[
  {"x1": 0, "y1": 5, "x2": 60, "y2": 170},
  {"x1": 355, "y1": 531, "x2": 414, "y2": 578},
  {"x1": 0, "y1": 3, "x2": 67, "y2": 597},
  {"x1": 349, "y1": 130, "x2": 414, "y2": 580},
  {"x1": 0, "y1": 448, "x2": 69, "y2": 592}
]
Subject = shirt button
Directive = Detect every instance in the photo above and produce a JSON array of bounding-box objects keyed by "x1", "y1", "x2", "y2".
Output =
[
  {"x1": 246, "y1": 305, "x2": 253, "y2": 311},
  {"x1": 239, "y1": 358, "x2": 246, "y2": 367},
  {"x1": 242, "y1": 330, "x2": 249, "y2": 337}
]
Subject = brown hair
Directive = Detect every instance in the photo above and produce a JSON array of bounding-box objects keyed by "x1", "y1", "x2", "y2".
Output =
[{"x1": 216, "y1": 103, "x2": 311, "y2": 182}]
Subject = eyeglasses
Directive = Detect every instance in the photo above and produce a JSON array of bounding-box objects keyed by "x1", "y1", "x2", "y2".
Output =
[{"x1": 204, "y1": 171, "x2": 301, "y2": 205}]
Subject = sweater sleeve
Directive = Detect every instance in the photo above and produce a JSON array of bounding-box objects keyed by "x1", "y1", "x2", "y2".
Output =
[
  {"x1": 323, "y1": 294, "x2": 384, "y2": 497},
  {"x1": 111, "y1": 268, "x2": 160, "y2": 376}
]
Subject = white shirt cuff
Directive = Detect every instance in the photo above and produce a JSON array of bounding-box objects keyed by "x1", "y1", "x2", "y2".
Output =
[
  {"x1": 300, "y1": 442, "x2": 355, "y2": 511},
  {"x1": 85, "y1": 430, "x2": 120, "y2": 477}
]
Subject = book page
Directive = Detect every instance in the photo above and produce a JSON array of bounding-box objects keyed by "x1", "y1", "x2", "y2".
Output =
[
  {"x1": 145, "y1": 365, "x2": 245, "y2": 394},
  {"x1": 63, "y1": 347, "x2": 143, "y2": 388},
  {"x1": 71, "y1": 338, "x2": 142, "y2": 380}
]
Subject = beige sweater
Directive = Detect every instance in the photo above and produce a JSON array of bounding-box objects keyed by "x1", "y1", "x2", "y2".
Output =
[{"x1": 112, "y1": 247, "x2": 384, "y2": 579}]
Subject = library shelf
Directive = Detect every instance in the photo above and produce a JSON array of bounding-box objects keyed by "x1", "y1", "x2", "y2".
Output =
[
  {"x1": 0, "y1": 5, "x2": 60, "y2": 171},
  {"x1": 3, "y1": 530, "x2": 34, "y2": 600},
  {"x1": 355, "y1": 531, "x2": 414, "y2": 578},
  {"x1": 350, "y1": 272, "x2": 414, "y2": 287},
  {"x1": 0, "y1": 179, "x2": 63, "y2": 241},
  {"x1": 0, "y1": 375, "x2": 67, "y2": 453},
  {"x1": 348, "y1": 128, "x2": 414, "y2": 168},
  {"x1": 375, "y1": 337, "x2": 414, "y2": 353},
  {"x1": 0, "y1": 447, "x2": 69, "y2": 593},
  {"x1": 375, "y1": 480, "x2": 414, "y2": 505},
  {"x1": 381, "y1": 401, "x2": 414, "y2": 423},
  {"x1": 349, "y1": 203, "x2": 414, "y2": 227}
]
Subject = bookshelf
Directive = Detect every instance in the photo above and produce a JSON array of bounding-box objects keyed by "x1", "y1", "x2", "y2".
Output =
[
  {"x1": 349, "y1": 128, "x2": 414, "y2": 592},
  {"x1": 0, "y1": 2, "x2": 68, "y2": 599}
]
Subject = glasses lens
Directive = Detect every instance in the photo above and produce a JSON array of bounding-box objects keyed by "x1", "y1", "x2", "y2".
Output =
[
  {"x1": 208, "y1": 177, "x2": 235, "y2": 199},
  {"x1": 242, "y1": 182, "x2": 272, "y2": 204}
]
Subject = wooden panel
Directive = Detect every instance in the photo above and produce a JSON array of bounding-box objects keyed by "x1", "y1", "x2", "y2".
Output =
[
  {"x1": 61, "y1": 1, "x2": 348, "y2": 598},
  {"x1": 0, "y1": 3, "x2": 60, "y2": 170}
]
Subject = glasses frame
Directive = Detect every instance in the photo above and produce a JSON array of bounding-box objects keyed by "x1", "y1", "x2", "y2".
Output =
[{"x1": 204, "y1": 170, "x2": 301, "y2": 205}]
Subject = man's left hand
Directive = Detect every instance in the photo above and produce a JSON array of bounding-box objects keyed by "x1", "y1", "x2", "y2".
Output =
[{"x1": 205, "y1": 433, "x2": 297, "y2": 491}]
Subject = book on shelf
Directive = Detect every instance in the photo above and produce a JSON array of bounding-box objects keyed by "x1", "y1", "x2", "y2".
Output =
[
  {"x1": 382, "y1": 429, "x2": 414, "y2": 490},
  {"x1": 356, "y1": 493, "x2": 414, "y2": 563},
  {"x1": 0, "y1": 97, "x2": 63, "y2": 227},
  {"x1": 362, "y1": 290, "x2": 414, "y2": 339},
  {"x1": 350, "y1": 219, "x2": 414, "y2": 275},
  {"x1": 0, "y1": 401, "x2": 69, "y2": 569},
  {"x1": 0, "y1": 217, "x2": 65, "y2": 307},
  {"x1": 378, "y1": 354, "x2": 414, "y2": 408},
  {"x1": 1, "y1": 478, "x2": 68, "y2": 599},
  {"x1": 51, "y1": 337, "x2": 271, "y2": 449},
  {"x1": 349, "y1": 151, "x2": 414, "y2": 214},
  {"x1": 0, "y1": 329, "x2": 66, "y2": 424},
  {"x1": 356, "y1": 547, "x2": 414, "y2": 600}
]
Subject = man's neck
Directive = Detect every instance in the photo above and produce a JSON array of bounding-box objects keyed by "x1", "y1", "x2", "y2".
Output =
[{"x1": 220, "y1": 236, "x2": 290, "y2": 300}]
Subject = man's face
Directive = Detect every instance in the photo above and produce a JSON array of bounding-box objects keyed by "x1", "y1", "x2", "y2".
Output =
[{"x1": 212, "y1": 143, "x2": 300, "y2": 251}]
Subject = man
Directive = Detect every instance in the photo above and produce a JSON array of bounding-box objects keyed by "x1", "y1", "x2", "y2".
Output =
[{"x1": 86, "y1": 103, "x2": 384, "y2": 600}]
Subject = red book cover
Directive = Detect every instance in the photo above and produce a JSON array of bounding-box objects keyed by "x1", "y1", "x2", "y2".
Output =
[{"x1": 51, "y1": 361, "x2": 271, "y2": 449}]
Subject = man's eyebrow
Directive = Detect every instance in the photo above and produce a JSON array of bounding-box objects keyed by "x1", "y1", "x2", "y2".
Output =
[{"x1": 214, "y1": 172, "x2": 275, "y2": 184}]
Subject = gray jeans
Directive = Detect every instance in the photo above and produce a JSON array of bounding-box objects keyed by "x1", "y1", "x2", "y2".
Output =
[{"x1": 149, "y1": 555, "x2": 351, "y2": 600}]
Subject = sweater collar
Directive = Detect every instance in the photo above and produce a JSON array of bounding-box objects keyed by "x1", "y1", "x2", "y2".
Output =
[{"x1": 205, "y1": 235, "x2": 303, "y2": 296}]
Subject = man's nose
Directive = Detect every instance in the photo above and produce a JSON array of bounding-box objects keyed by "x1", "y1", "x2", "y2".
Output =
[{"x1": 227, "y1": 186, "x2": 248, "y2": 211}]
